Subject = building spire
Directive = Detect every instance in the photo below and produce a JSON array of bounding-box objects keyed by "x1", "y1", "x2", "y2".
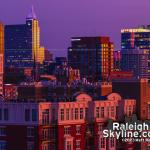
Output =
[{"x1": 27, "y1": 5, "x2": 37, "y2": 20}]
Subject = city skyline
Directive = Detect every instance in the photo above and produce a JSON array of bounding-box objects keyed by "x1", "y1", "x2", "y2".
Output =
[{"x1": 1, "y1": 0, "x2": 150, "y2": 56}]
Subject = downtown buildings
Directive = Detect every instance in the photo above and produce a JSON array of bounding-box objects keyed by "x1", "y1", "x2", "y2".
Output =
[
  {"x1": 121, "y1": 26, "x2": 150, "y2": 79},
  {"x1": 0, "y1": 6, "x2": 150, "y2": 150},
  {"x1": 121, "y1": 49, "x2": 149, "y2": 79},
  {"x1": 68, "y1": 37, "x2": 114, "y2": 82},
  {"x1": 4, "y1": 6, "x2": 44, "y2": 69}
]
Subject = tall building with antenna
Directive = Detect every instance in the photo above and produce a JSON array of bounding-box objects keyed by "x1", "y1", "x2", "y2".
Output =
[{"x1": 4, "y1": 6, "x2": 44, "y2": 68}]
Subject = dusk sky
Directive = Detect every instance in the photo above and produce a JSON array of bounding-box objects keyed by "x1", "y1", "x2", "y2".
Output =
[{"x1": 0, "y1": 0, "x2": 150, "y2": 56}]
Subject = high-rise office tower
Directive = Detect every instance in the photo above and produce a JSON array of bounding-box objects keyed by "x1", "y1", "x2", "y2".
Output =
[
  {"x1": 0, "y1": 23, "x2": 4, "y2": 95},
  {"x1": 4, "y1": 6, "x2": 44, "y2": 68},
  {"x1": 121, "y1": 26, "x2": 150, "y2": 50},
  {"x1": 121, "y1": 26, "x2": 150, "y2": 78},
  {"x1": 68, "y1": 37, "x2": 114, "y2": 81},
  {"x1": 121, "y1": 49, "x2": 149, "y2": 79}
]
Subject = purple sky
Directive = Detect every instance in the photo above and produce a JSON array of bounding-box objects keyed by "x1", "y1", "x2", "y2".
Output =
[{"x1": 0, "y1": 0, "x2": 150, "y2": 56}]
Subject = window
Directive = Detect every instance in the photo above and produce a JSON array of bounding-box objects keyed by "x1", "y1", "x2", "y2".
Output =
[
  {"x1": 0, "y1": 109, "x2": 2, "y2": 120},
  {"x1": 61, "y1": 109, "x2": 64, "y2": 121},
  {"x1": 76, "y1": 140, "x2": 81, "y2": 149},
  {"x1": 32, "y1": 109, "x2": 37, "y2": 121},
  {"x1": 148, "y1": 104, "x2": 150, "y2": 119},
  {"x1": 42, "y1": 109, "x2": 49, "y2": 125},
  {"x1": 75, "y1": 108, "x2": 78, "y2": 120},
  {"x1": 76, "y1": 125, "x2": 81, "y2": 134},
  {"x1": 98, "y1": 124, "x2": 103, "y2": 132},
  {"x1": 85, "y1": 108, "x2": 88, "y2": 119},
  {"x1": 110, "y1": 138, "x2": 115, "y2": 147},
  {"x1": 25, "y1": 109, "x2": 30, "y2": 122},
  {"x1": 66, "y1": 141, "x2": 72, "y2": 150},
  {"x1": 51, "y1": 109, "x2": 55, "y2": 122},
  {"x1": 80, "y1": 108, "x2": 83, "y2": 119},
  {"x1": 49, "y1": 127, "x2": 56, "y2": 139},
  {"x1": 42, "y1": 143, "x2": 50, "y2": 150},
  {"x1": 27, "y1": 142, "x2": 34, "y2": 150},
  {"x1": 4, "y1": 109, "x2": 9, "y2": 121},
  {"x1": 96, "y1": 107, "x2": 100, "y2": 118},
  {"x1": 64, "y1": 126, "x2": 71, "y2": 135},
  {"x1": 71, "y1": 108, "x2": 74, "y2": 120},
  {"x1": 100, "y1": 138, "x2": 105, "y2": 148},
  {"x1": 128, "y1": 106, "x2": 132, "y2": 117},
  {"x1": 0, "y1": 127, "x2": 6, "y2": 136},
  {"x1": 27, "y1": 127, "x2": 34, "y2": 137},
  {"x1": 107, "y1": 107, "x2": 109, "y2": 117},
  {"x1": 101, "y1": 107, "x2": 104, "y2": 118},
  {"x1": 0, "y1": 141, "x2": 6, "y2": 150},
  {"x1": 42, "y1": 128, "x2": 49, "y2": 140},
  {"x1": 66, "y1": 109, "x2": 70, "y2": 120},
  {"x1": 111, "y1": 107, "x2": 114, "y2": 117}
]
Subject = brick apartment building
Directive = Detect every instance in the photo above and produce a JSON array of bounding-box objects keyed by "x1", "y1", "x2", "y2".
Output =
[{"x1": 0, "y1": 92, "x2": 136, "y2": 150}]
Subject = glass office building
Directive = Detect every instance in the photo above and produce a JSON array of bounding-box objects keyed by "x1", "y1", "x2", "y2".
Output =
[
  {"x1": 68, "y1": 37, "x2": 114, "y2": 81},
  {"x1": 4, "y1": 6, "x2": 44, "y2": 68}
]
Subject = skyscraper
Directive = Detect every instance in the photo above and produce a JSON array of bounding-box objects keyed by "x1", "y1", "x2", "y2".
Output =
[
  {"x1": 68, "y1": 37, "x2": 114, "y2": 81},
  {"x1": 121, "y1": 26, "x2": 150, "y2": 50},
  {"x1": 121, "y1": 26, "x2": 150, "y2": 78},
  {"x1": 121, "y1": 49, "x2": 149, "y2": 79},
  {"x1": 4, "y1": 6, "x2": 44, "y2": 68},
  {"x1": 0, "y1": 23, "x2": 4, "y2": 95}
]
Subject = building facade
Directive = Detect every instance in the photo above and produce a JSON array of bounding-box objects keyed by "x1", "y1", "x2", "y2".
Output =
[
  {"x1": 112, "y1": 78, "x2": 150, "y2": 120},
  {"x1": 0, "y1": 23, "x2": 4, "y2": 95},
  {"x1": 121, "y1": 49, "x2": 149, "y2": 79},
  {"x1": 0, "y1": 92, "x2": 136, "y2": 150},
  {"x1": 4, "y1": 6, "x2": 44, "y2": 68},
  {"x1": 68, "y1": 37, "x2": 114, "y2": 82},
  {"x1": 121, "y1": 26, "x2": 150, "y2": 78}
]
